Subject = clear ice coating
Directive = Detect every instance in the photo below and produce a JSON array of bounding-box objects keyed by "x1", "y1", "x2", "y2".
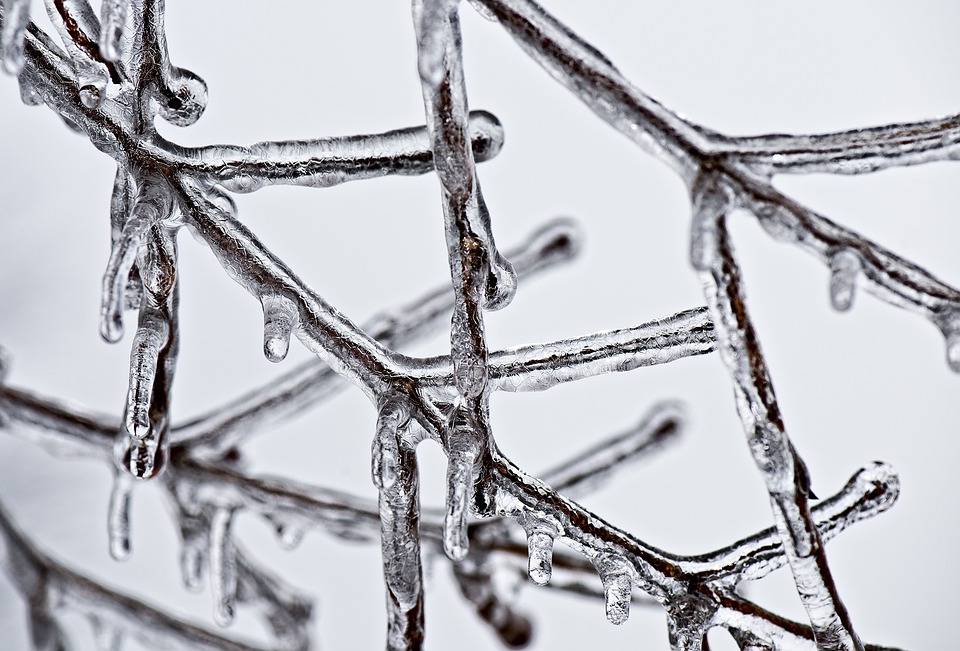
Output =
[{"x1": 1, "y1": 0, "x2": 957, "y2": 649}]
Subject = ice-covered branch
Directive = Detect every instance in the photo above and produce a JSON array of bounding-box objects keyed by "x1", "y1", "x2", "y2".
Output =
[{"x1": 0, "y1": 500, "x2": 278, "y2": 651}]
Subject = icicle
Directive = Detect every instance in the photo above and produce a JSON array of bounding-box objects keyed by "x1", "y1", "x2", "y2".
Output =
[
  {"x1": 98, "y1": 0, "x2": 127, "y2": 62},
  {"x1": 1, "y1": 0, "x2": 30, "y2": 74},
  {"x1": 100, "y1": 182, "x2": 172, "y2": 343},
  {"x1": 828, "y1": 249, "x2": 860, "y2": 312},
  {"x1": 444, "y1": 412, "x2": 480, "y2": 561},
  {"x1": 937, "y1": 309, "x2": 960, "y2": 373},
  {"x1": 0, "y1": 345, "x2": 9, "y2": 382},
  {"x1": 594, "y1": 555, "x2": 633, "y2": 625},
  {"x1": 179, "y1": 527, "x2": 205, "y2": 591},
  {"x1": 525, "y1": 529, "x2": 555, "y2": 586},
  {"x1": 107, "y1": 472, "x2": 132, "y2": 561},
  {"x1": 123, "y1": 314, "x2": 168, "y2": 440},
  {"x1": 210, "y1": 507, "x2": 237, "y2": 627},
  {"x1": 261, "y1": 293, "x2": 299, "y2": 363},
  {"x1": 372, "y1": 400, "x2": 405, "y2": 491}
]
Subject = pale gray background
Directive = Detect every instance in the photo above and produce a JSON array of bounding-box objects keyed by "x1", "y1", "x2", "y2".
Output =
[{"x1": 0, "y1": 1, "x2": 958, "y2": 649}]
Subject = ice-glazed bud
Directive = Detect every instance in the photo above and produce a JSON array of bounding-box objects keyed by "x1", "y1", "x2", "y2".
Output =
[
  {"x1": 594, "y1": 555, "x2": 633, "y2": 625},
  {"x1": 483, "y1": 252, "x2": 517, "y2": 312},
  {"x1": 512, "y1": 217, "x2": 582, "y2": 275},
  {"x1": 261, "y1": 293, "x2": 299, "y2": 363},
  {"x1": 466, "y1": 110, "x2": 504, "y2": 162},
  {"x1": 525, "y1": 529, "x2": 555, "y2": 586},
  {"x1": 444, "y1": 413, "x2": 480, "y2": 561},
  {"x1": 210, "y1": 507, "x2": 237, "y2": 627},
  {"x1": 98, "y1": 0, "x2": 127, "y2": 62},
  {"x1": 828, "y1": 249, "x2": 860, "y2": 312},
  {"x1": 849, "y1": 461, "x2": 899, "y2": 517},
  {"x1": 159, "y1": 67, "x2": 207, "y2": 127},
  {"x1": 79, "y1": 82, "x2": 104, "y2": 109},
  {"x1": 107, "y1": 472, "x2": 132, "y2": 561},
  {"x1": 1, "y1": 0, "x2": 30, "y2": 75}
]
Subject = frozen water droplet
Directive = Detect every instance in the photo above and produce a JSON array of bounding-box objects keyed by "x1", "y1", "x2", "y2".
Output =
[
  {"x1": 595, "y1": 555, "x2": 633, "y2": 625},
  {"x1": 210, "y1": 507, "x2": 237, "y2": 627},
  {"x1": 935, "y1": 308, "x2": 960, "y2": 373},
  {"x1": 261, "y1": 294, "x2": 298, "y2": 363},
  {"x1": 275, "y1": 520, "x2": 306, "y2": 551},
  {"x1": 1, "y1": 0, "x2": 30, "y2": 75},
  {"x1": 116, "y1": 436, "x2": 167, "y2": 479},
  {"x1": 159, "y1": 68, "x2": 208, "y2": 127},
  {"x1": 79, "y1": 84, "x2": 102, "y2": 109},
  {"x1": 99, "y1": 0, "x2": 127, "y2": 62},
  {"x1": 829, "y1": 249, "x2": 860, "y2": 312},
  {"x1": 526, "y1": 530, "x2": 554, "y2": 586},
  {"x1": 17, "y1": 74, "x2": 41, "y2": 106},
  {"x1": 107, "y1": 473, "x2": 132, "y2": 561},
  {"x1": 444, "y1": 429, "x2": 479, "y2": 561}
]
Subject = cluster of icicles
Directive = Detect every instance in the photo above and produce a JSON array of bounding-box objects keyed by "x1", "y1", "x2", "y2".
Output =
[{"x1": 2, "y1": 0, "x2": 960, "y2": 650}]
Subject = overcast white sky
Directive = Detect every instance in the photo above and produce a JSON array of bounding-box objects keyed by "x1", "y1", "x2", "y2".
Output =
[{"x1": 1, "y1": 2, "x2": 958, "y2": 649}]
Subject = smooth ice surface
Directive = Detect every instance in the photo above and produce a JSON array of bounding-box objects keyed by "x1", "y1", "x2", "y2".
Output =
[{"x1": 0, "y1": 1, "x2": 958, "y2": 650}]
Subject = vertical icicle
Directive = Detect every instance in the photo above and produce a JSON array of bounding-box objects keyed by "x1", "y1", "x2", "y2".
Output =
[
  {"x1": 261, "y1": 293, "x2": 299, "y2": 363},
  {"x1": 444, "y1": 409, "x2": 480, "y2": 561},
  {"x1": 209, "y1": 506, "x2": 237, "y2": 627},
  {"x1": 594, "y1": 555, "x2": 634, "y2": 625},
  {"x1": 98, "y1": 0, "x2": 127, "y2": 62},
  {"x1": 828, "y1": 249, "x2": 860, "y2": 312},
  {"x1": 107, "y1": 471, "x2": 132, "y2": 561},
  {"x1": 179, "y1": 526, "x2": 205, "y2": 591},
  {"x1": 525, "y1": 528, "x2": 555, "y2": 586},
  {"x1": 123, "y1": 312, "x2": 168, "y2": 442},
  {"x1": 373, "y1": 400, "x2": 425, "y2": 649},
  {"x1": 1, "y1": 0, "x2": 30, "y2": 74}
]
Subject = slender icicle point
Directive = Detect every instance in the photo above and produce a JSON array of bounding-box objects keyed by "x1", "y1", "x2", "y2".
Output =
[
  {"x1": 98, "y1": 0, "x2": 127, "y2": 62},
  {"x1": 107, "y1": 472, "x2": 133, "y2": 561},
  {"x1": 444, "y1": 412, "x2": 480, "y2": 561},
  {"x1": 935, "y1": 308, "x2": 960, "y2": 373},
  {"x1": 123, "y1": 315, "x2": 169, "y2": 441},
  {"x1": 829, "y1": 249, "x2": 860, "y2": 312},
  {"x1": 595, "y1": 555, "x2": 634, "y2": 625},
  {"x1": 1, "y1": 0, "x2": 30, "y2": 74},
  {"x1": 261, "y1": 293, "x2": 299, "y2": 363},
  {"x1": 209, "y1": 507, "x2": 237, "y2": 627},
  {"x1": 100, "y1": 219, "x2": 154, "y2": 344},
  {"x1": 525, "y1": 529, "x2": 555, "y2": 586},
  {"x1": 179, "y1": 528, "x2": 205, "y2": 592}
]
